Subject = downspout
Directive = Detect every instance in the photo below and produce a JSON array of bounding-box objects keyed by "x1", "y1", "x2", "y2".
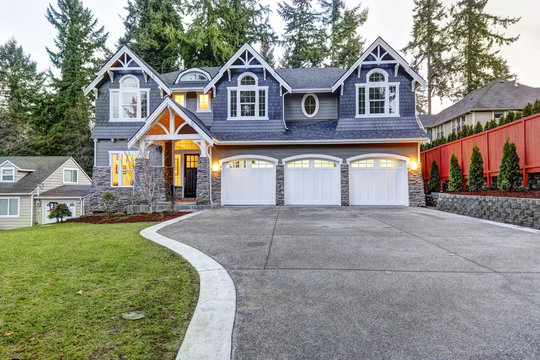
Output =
[
  {"x1": 30, "y1": 193, "x2": 34, "y2": 227},
  {"x1": 282, "y1": 90, "x2": 290, "y2": 130},
  {"x1": 93, "y1": 139, "x2": 98, "y2": 167}
]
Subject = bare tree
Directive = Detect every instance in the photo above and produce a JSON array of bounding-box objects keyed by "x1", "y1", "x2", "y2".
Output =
[{"x1": 133, "y1": 143, "x2": 164, "y2": 213}]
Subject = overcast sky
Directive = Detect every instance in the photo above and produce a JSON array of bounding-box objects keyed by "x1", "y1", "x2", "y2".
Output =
[{"x1": 1, "y1": 0, "x2": 539, "y2": 113}]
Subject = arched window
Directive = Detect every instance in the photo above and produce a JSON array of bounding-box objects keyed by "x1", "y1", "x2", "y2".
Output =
[
  {"x1": 302, "y1": 94, "x2": 319, "y2": 117},
  {"x1": 228, "y1": 72, "x2": 267, "y2": 120},
  {"x1": 110, "y1": 75, "x2": 149, "y2": 121},
  {"x1": 180, "y1": 71, "x2": 209, "y2": 82},
  {"x1": 356, "y1": 69, "x2": 399, "y2": 117}
]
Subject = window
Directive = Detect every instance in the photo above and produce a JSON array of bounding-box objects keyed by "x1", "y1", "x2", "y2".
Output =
[
  {"x1": 351, "y1": 160, "x2": 374, "y2": 168},
  {"x1": 226, "y1": 160, "x2": 247, "y2": 168},
  {"x1": 379, "y1": 159, "x2": 403, "y2": 167},
  {"x1": 173, "y1": 93, "x2": 186, "y2": 107},
  {"x1": 302, "y1": 94, "x2": 319, "y2": 117},
  {"x1": 180, "y1": 71, "x2": 208, "y2": 82},
  {"x1": 0, "y1": 198, "x2": 19, "y2": 217},
  {"x1": 287, "y1": 160, "x2": 310, "y2": 168},
  {"x1": 494, "y1": 112, "x2": 504, "y2": 121},
  {"x1": 111, "y1": 152, "x2": 136, "y2": 187},
  {"x1": 198, "y1": 93, "x2": 210, "y2": 112},
  {"x1": 63, "y1": 169, "x2": 78, "y2": 183},
  {"x1": 174, "y1": 154, "x2": 182, "y2": 186},
  {"x1": 251, "y1": 160, "x2": 273, "y2": 168},
  {"x1": 314, "y1": 160, "x2": 337, "y2": 168},
  {"x1": 110, "y1": 75, "x2": 149, "y2": 121},
  {"x1": 228, "y1": 72, "x2": 268, "y2": 120},
  {"x1": 356, "y1": 69, "x2": 399, "y2": 117},
  {"x1": 1, "y1": 168, "x2": 15, "y2": 182}
]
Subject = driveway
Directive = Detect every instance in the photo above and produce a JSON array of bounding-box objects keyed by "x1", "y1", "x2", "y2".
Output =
[{"x1": 158, "y1": 207, "x2": 540, "y2": 360}]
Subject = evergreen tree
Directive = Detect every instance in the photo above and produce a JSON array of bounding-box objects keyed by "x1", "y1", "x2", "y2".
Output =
[
  {"x1": 474, "y1": 121, "x2": 483, "y2": 134},
  {"x1": 497, "y1": 137, "x2": 521, "y2": 191},
  {"x1": 427, "y1": 159, "x2": 441, "y2": 193},
  {"x1": 322, "y1": 0, "x2": 368, "y2": 68},
  {"x1": 0, "y1": 38, "x2": 45, "y2": 155},
  {"x1": 522, "y1": 102, "x2": 533, "y2": 117},
  {"x1": 403, "y1": 0, "x2": 450, "y2": 114},
  {"x1": 468, "y1": 145, "x2": 484, "y2": 191},
  {"x1": 448, "y1": 154, "x2": 463, "y2": 192},
  {"x1": 533, "y1": 99, "x2": 540, "y2": 114},
  {"x1": 448, "y1": 0, "x2": 520, "y2": 98},
  {"x1": 278, "y1": 0, "x2": 327, "y2": 68},
  {"x1": 119, "y1": 0, "x2": 184, "y2": 73},
  {"x1": 44, "y1": 0, "x2": 108, "y2": 172},
  {"x1": 259, "y1": 14, "x2": 278, "y2": 66}
]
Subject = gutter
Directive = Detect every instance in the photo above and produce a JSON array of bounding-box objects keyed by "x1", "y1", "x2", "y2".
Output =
[{"x1": 213, "y1": 138, "x2": 429, "y2": 146}]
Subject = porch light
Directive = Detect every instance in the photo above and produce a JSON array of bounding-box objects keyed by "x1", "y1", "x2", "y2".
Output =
[
  {"x1": 410, "y1": 161, "x2": 419, "y2": 170},
  {"x1": 212, "y1": 163, "x2": 220, "y2": 172}
]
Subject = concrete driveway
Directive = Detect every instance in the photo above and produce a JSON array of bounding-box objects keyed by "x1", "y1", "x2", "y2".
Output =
[{"x1": 159, "y1": 206, "x2": 540, "y2": 360}]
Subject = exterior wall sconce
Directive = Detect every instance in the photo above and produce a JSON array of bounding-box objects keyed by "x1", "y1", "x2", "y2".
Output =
[
  {"x1": 212, "y1": 163, "x2": 220, "y2": 172},
  {"x1": 410, "y1": 161, "x2": 419, "y2": 170}
]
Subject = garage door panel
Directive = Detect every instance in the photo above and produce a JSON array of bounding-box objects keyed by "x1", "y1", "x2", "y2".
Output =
[
  {"x1": 222, "y1": 160, "x2": 276, "y2": 205},
  {"x1": 285, "y1": 159, "x2": 341, "y2": 205}
]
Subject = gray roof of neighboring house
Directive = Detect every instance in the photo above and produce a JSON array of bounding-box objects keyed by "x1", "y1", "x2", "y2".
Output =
[
  {"x1": 38, "y1": 185, "x2": 92, "y2": 198},
  {"x1": 418, "y1": 114, "x2": 437, "y2": 127},
  {"x1": 276, "y1": 67, "x2": 346, "y2": 89},
  {"x1": 0, "y1": 156, "x2": 71, "y2": 194},
  {"x1": 425, "y1": 79, "x2": 540, "y2": 128},
  {"x1": 92, "y1": 122, "x2": 144, "y2": 139}
]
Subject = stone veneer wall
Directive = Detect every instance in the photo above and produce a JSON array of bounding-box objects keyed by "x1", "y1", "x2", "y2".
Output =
[
  {"x1": 408, "y1": 167, "x2": 426, "y2": 206},
  {"x1": 196, "y1": 157, "x2": 210, "y2": 205},
  {"x1": 211, "y1": 169, "x2": 221, "y2": 205},
  {"x1": 341, "y1": 164, "x2": 349, "y2": 206},
  {"x1": 276, "y1": 164, "x2": 284, "y2": 206},
  {"x1": 437, "y1": 193, "x2": 540, "y2": 229}
]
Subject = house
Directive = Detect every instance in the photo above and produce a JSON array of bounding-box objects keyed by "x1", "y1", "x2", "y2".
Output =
[
  {"x1": 420, "y1": 79, "x2": 540, "y2": 141},
  {"x1": 0, "y1": 157, "x2": 92, "y2": 230},
  {"x1": 84, "y1": 37, "x2": 428, "y2": 209}
]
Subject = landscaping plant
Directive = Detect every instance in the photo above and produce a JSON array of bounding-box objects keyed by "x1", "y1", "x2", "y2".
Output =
[
  {"x1": 427, "y1": 159, "x2": 441, "y2": 193},
  {"x1": 48, "y1": 203, "x2": 72, "y2": 222},
  {"x1": 448, "y1": 154, "x2": 463, "y2": 192},
  {"x1": 468, "y1": 145, "x2": 484, "y2": 191},
  {"x1": 101, "y1": 191, "x2": 116, "y2": 215},
  {"x1": 498, "y1": 136, "x2": 521, "y2": 191},
  {"x1": 474, "y1": 121, "x2": 483, "y2": 134}
]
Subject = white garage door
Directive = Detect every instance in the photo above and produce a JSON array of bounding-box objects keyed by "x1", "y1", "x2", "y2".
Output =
[
  {"x1": 43, "y1": 200, "x2": 77, "y2": 224},
  {"x1": 349, "y1": 159, "x2": 408, "y2": 205},
  {"x1": 285, "y1": 159, "x2": 341, "y2": 205},
  {"x1": 221, "y1": 159, "x2": 276, "y2": 205}
]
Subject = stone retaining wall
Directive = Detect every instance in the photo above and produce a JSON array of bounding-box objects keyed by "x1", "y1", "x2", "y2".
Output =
[{"x1": 436, "y1": 193, "x2": 540, "y2": 229}]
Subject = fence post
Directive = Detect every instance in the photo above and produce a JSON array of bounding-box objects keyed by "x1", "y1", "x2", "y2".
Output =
[
  {"x1": 486, "y1": 131, "x2": 492, "y2": 188},
  {"x1": 522, "y1": 118, "x2": 529, "y2": 187}
]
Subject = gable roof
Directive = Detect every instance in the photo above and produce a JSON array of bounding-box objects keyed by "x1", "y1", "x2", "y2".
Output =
[
  {"x1": 424, "y1": 79, "x2": 540, "y2": 128},
  {"x1": 0, "y1": 159, "x2": 36, "y2": 172},
  {"x1": 84, "y1": 45, "x2": 172, "y2": 96},
  {"x1": 37, "y1": 184, "x2": 92, "y2": 198},
  {"x1": 203, "y1": 43, "x2": 292, "y2": 93},
  {"x1": 331, "y1": 37, "x2": 425, "y2": 93},
  {"x1": 276, "y1": 68, "x2": 346, "y2": 91},
  {"x1": 0, "y1": 156, "x2": 71, "y2": 194}
]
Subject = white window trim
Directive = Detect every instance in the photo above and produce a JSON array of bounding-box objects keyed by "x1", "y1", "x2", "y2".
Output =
[
  {"x1": 196, "y1": 92, "x2": 212, "y2": 113},
  {"x1": 173, "y1": 92, "x2": 187, "y2": 107},
  {"x1": 0, "y1": 197, "x2": 20, "y2": 217},
  {"x1": 1, "y1": 167, "x2": 15, "y2": 182},
  {"x1": 238, "y1": 72, "x2": 258, "y2": 86},
  {"x1": 301, "y1": 93, "x2": 319, "y2": 118},
  {"x1": 178, "y1": 70, "x2": 209, "y2": 82},
  {"x1": 109, "y1": 75, "x2": 150, "y2": 122},
  {"x1": 355, "y1": 68, "x2": 400, "y2": 118},
  {"x1": 63, "y1": 168, "x2": 79, "y2": 184},
  {"x1": 109, "y1": 151, "x2": 138, "y2": 188},
  {"x1": 227, "y1": 86, "x2": 269, "y2": 120}
]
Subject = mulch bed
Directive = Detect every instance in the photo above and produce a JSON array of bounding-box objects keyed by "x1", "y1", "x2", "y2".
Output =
[
  {"x1": 448, "y1": 190, "x2": 540, "y2": 199},
  {"x1": 67, "y1": 212, "x2": 190, "y2": 224}
]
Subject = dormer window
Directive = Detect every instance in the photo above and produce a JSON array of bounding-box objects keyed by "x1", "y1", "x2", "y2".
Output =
[
  {"x1": 356, "y1": 69, "x2": 399, "y2": 118},
  {"x1": 1, "y1": 167, "x2": 15, "y2": 182},
  {"x1": 228, "y1": 72, "x2": 268, "y2": 120},
  {"x1": 110, "y1": 75, "x2": 150, "y2": 122},
  {"x1": 180, "y1": 71, "x2": 209, "y2": 82}
]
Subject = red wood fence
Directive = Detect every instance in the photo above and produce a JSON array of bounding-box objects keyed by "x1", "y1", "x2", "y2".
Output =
[{"x1": 420, "y1": 112, "x2": 540, "y2": 191}]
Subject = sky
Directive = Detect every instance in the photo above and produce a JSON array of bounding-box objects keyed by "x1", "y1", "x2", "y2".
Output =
[{"x1": 1, "y1": 0, "x2": 539, "y2": 113}]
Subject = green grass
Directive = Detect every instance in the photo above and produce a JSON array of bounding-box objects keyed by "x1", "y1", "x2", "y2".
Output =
[{"x1": 0, "y1": 222, "x2": 199, "y2": 360}]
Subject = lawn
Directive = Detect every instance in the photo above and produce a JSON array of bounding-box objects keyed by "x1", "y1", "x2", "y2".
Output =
[{"x1": 0, "y1": 222, "x2": 199, "y2": 360}]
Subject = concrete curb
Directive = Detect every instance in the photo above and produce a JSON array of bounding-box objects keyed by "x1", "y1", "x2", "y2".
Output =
[{"x1": 140, "y1": 212, "x2": 235, "y2": 360}]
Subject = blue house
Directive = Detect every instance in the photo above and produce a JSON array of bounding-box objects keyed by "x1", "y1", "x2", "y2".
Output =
[{"x1": 84, "y1": 37, "x2": 428, "y2": 209}]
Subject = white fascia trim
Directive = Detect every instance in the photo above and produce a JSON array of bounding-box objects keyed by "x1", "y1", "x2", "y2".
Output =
[
  {"x1": 128, "y1": 97, "x2": 213, "y2": 148},
  {"x1": 290, "y1": 88, "x2": 332, "y2": 93},
  {"x1": 0, "y1": 160, "x2": 35, "y2": 172},
  {"x1": 331, "y1": 37, "x2": 426, "y2": 93},
  {"x1": 203, "y1": 43, "x2": 292, "y2": 94},
  {"x1": 35, "y1": 196, "x2": 86, "y2": 199},
  {"x1": 218, "y1": 154, "x2": 279, "y2": 165},
  {"x1": 174, "y1": 68, "x2": 212, "y2": 84},
  {"x1": 346, "y1": 153, "x2": 410, "y2": 164},
  {"x1": 170, "y1": 87, "x2": 205, "y2": 92},
  {"x1": 282, "y1": 154, "x2": 343, "y2": 164},
  {"x1": 84, "y1": 45, "x2": 171, "y2": 96},
  {"x1": 214, "y1": 138, "x2": 428, "y2": 146}
]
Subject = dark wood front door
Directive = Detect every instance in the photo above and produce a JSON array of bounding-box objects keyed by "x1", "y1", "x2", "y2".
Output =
[{"x1": 184, "y1": 154, "x2": 199, "y2": 198}]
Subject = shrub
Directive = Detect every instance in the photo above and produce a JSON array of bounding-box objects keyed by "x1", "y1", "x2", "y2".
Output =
[
  {"x1": 522, "y1": 102, "x2": 533, "y2": 117},
  {"x1": 48, "y1": 203, "x2": 72, "y2": 222},
  {"x1": 448, "y1": 154, "x2": 463, "y2": 192},
  {"x1": 468, "y1": 145, "x2": 484, "y2": 191},
  {"x1": 427, "y1": 159, "x2": 441, "y2": 193},
  {"x1": 440, "y1": 134, "x2": 447, "y2": 144},
  {"x1": 514, "y1": 111, "x2": 522, "y2": 120},
  {"x1": 506, "y1": 111, "x2": 515, "y2": 123},
  {"x1": 532, "y1": 98, "x2": 540, "y2": 114},
  {"x1": 101, "y1": 191, "x2": 116, "y2": 215},
  {"x1": 474, "y1": 122, "x2": 484, "y2": 134},
  {"x1": 497, "y1": 136, "x2": 521, "y2": 191},
  {"x1": 448, "y1": 132, "x2": 457, "y2": 142}
]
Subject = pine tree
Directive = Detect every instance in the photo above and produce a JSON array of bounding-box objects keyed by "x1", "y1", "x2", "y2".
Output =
[
  {"x1": 474, "y1": 121, "x2": 483, "y2": 134},
  {"x1": 44, "y1": 0, "x2": 108, "y2": 172},
  {"x1": 0, "y1": 38, "x2": 45, "y2": 155},
  {"x1": 278, "y1": 0, "x2": 327, "y2": 68},
  {"x1": 448, "y1": 154, "x2": 463, "y2": 192},
  {"x1": 322, "y1": 0, "x2": 368, "y2": 68},
  {"x1": 522, "y1": 102, "x2": 533, "y2": 117},
  {"x1": 533, "y1": 99, "x2": 540, "y2": 114},
  {"x1": 119, "y1": 0, "x2": 184, "y2": 73},
  {"x1": 259, "y1": 14, "x2": 278, "y2": 66},
  {"x1": 468, "y1": 145, "x2": 484, "y2": 191},
  {"x1": 497, "y1": 137, "x2": 521, "y2": 191},
  {"x1": 448, "y1": 0, "x2": 520, "y2": 98},
  {"x1": 403, "y1": 0, "x2": 451, "y2": 114},
  {"x1": 427, "y1": 159, "x2": 441, "y2": 193}
]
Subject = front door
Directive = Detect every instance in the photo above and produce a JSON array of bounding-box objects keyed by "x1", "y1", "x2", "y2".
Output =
[{"x1": 184, "y1": 154, "x2": 199, "y2": 198}]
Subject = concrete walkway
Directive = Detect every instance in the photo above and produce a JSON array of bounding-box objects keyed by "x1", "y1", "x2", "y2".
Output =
[{"x1": 159, "y1": 206, "x2": 540, "y2": 360}]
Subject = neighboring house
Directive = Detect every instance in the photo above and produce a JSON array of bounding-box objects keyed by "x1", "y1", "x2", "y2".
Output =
[
  {"x1": 84, "y1": 37, "x2": 428, "y2": 209},
  {"x1": 421, "y1": 79, "x2": 540, "y2": 141},
  {"x1": 0, "y1": 157, "x2": 92, "y2": 230}
]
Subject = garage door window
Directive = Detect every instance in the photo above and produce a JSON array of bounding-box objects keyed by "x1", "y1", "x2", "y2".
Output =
[
  {"x1": 314, "y1": 160, "x2": 337, "y2": 168},
  {"x1": 379, "y1": 159, "x2": 403, "y2": 167},
  {"x1": 351, "y1": 159, "x2": 374, "y2": 168},
  {"x1": 287, "y1": 160, "x2": 310, "y2": 168},
  {"x1": 226, "y1": 160, "x2": 247, "y2": 168},
  {"x1": 251, "y1": 160, "x2": 273, "y2": 168}
]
